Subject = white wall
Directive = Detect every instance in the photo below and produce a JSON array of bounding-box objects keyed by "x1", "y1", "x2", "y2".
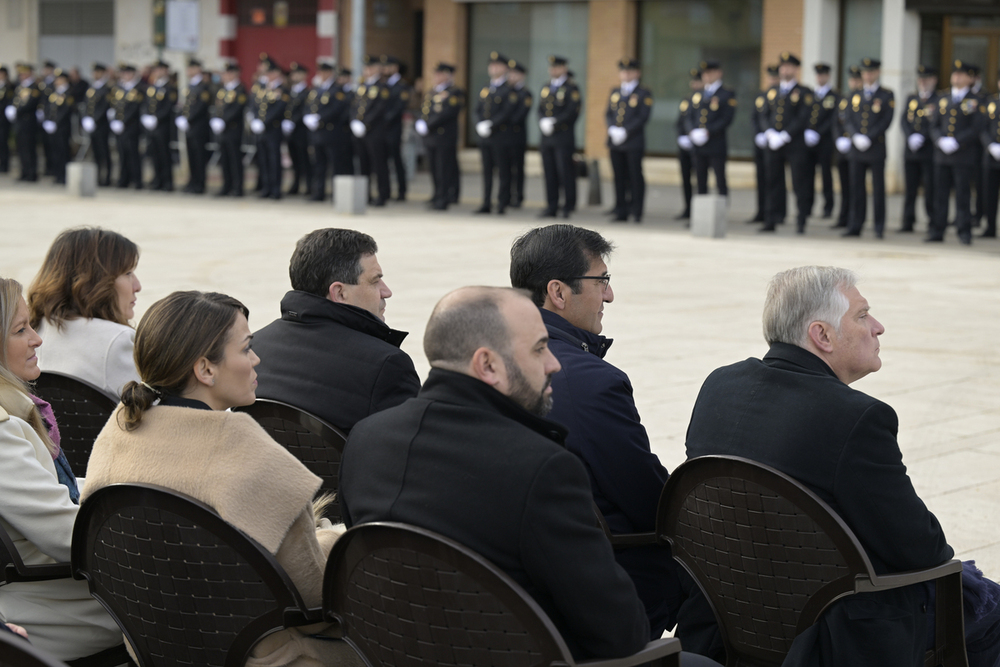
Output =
[
  {"x1": 0, "y1": 0, "x2": 40, "y2": 67},
  {"x1": 880, "y1": 0, "x2": 919, "y2": 194}
]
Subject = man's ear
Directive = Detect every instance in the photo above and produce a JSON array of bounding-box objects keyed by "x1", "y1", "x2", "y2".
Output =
[
  {"x1": 191, "y1": 356, "x2": 216, "y2": 387},
  {"x1": 328, "y1": 282, "x2": 347, "y2": 304},
  {"x1": 544, "y1": 279, "x2": 569, "y2": 312},
  {"x1": 807, "y1": 320, "x2": 835, "y2": 353},
  {"x1": 469, "y1": 347, "x2": 505, "y2": 388}
]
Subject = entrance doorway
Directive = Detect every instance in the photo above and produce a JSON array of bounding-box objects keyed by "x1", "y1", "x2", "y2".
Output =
[{"x1": 942, "y1": 16, "x2": 1000, "y2": 95}]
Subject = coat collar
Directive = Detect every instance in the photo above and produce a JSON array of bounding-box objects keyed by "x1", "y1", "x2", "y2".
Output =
[
  {"x1": 540, "y1": 308, "x2": 612, "y2": 359},
  {"x1": 763, "y1": 342, "x2": 841, "y2": 380},
  {"x1": 420, "y1": 369, "x2": 568, "y2": 445},
  {"x1": 278, "y1": 290, "x2": 408, "y2": 347}
]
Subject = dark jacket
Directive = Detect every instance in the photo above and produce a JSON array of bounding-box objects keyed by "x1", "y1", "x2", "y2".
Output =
[
  {"x1": 764, "y1": 83, "x2": 813, "y2": 149},
  {"x1": 683, "y1": 83, "x2": 735, "y2": 156},
  {"x1": 340, "y1": 369, "x2": 650, "y2": 660},
  {"x1": 606, "y1": 83, "x2": 653, "y2": 152},
  {"x1": 843, "y1": 85, "x2": 895, "y2": 163},
  {"x1": 684, "y1": 342, "x2": 953, "y2": 667},
  {"x1": 252, "y1": 291, "x2": 420, "y2": 432},
  {"x1": 902, "y1": 91, "x2": 938, "y2": 161},
  {"x1": 931, "y1": 89, "x2": 986, "y2": 167},
  {"x1": 475, "y1": 77, "x2": 515, "y2": 141},
  {"x1": 541, "y1": 310, "x2": 680, "y2": 637},
  {"x1": 420, "y1": 84, "x2": 464, "y2": 148}
]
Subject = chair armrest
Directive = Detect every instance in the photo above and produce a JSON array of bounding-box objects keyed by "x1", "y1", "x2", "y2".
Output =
[
  {"x1": 5, "y1": 561, "x2": 73, "y2": 583},
  {"x1": 609, "y1": 532, "x2": 658, "y2": 549},
  {"x1": 282, "y1": 606, "x2": 325, "y2": 627},
  {"x1": 576, "y1": 637, "x2": 682, "y2": 667},
  {"x1": 857, "y1": 559, "x2": 963, "y2": 593}
]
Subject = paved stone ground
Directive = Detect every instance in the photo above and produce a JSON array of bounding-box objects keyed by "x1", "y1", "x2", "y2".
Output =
[{"x1": 3, "y1": 168, "x2": 999, "y2": 572}]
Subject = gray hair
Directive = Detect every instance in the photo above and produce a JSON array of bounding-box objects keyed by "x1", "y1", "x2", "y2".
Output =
[{"x1": 763, "y1": 266, "x2": 858, "y2": 346}]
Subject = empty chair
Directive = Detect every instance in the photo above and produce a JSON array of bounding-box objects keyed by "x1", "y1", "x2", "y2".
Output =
[{"x1": 31, "y1": 372, "x2": 116, "y2": 478}]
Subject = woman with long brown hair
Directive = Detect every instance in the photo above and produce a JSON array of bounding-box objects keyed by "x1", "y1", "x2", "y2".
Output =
[
  {"x1": 28, "y1": 227, "x2": 141, "y2": 397},
  {"x1": 0, "y1": 277, "x2": 122, "y2": 660}
]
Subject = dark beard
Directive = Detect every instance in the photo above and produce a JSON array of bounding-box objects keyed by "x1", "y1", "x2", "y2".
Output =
[{"x1": 504, "y1": 355, "x2": 553, "y2": 417}]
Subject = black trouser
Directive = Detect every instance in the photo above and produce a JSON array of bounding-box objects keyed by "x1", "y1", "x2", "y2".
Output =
[
  {"x1": 903, "y1": 154, "x2": 934, "y2": 230},
  {"x1": 50, "y1": 126, "x2": 70, "y2": 183},
  {"x1": 694, "y1": 150, "x2": 727, "y2": 195},
  {"x1": 333, "y1": 128, "x2": 353, "y2": 176},
  {"x1": 973, "y1": 145, "x2": 984, "y2": 222},
  {"x1": 812, "y1": 138, "x2": 835, "y2": 215},
  {"x1": 310, "y1": 131, "x2": 334, "y2": 199},
  {"x1": 848, "y1": 159, "x2": 886, "y2": 234},
  {"x1": 752, "y1": 146, "x2": 765, "y2": 218},
  {"x1": 765, "y1": 144, "x2": 812, "y2": 226},
  {"x1": 41, "y1": 122, "x2": 52, "y2": 175},
  {"x1": 933, "y1": 163, "x2": 973, "y2": 239},
  {"x1": 679, "y1": 148, "x2": 693, "y2": 214},
  {"x1": 353, "y1": 135, "x2": 370, "y2": 177},
  {"x1": 116, "y1": 127, "x2": 142, "y2": 187},
  {"x1": 92, "y1": 125, "x2": 112, "y2": 185},
  {"x1": 185, "y1": 122, "x2": 209, "y2": 192},
  {"x1": 287, "y1": 126, "x2": 311, "y2": 193},
  {"x1": 146, "y1": 126, "x2": 172, "y2": 188},
  {"x1": 0, "y1": 121, "x2": 10, "y2": 172},
  {"x1": 426, "y1": 140, "x2": 457, "y2": 208},
  {"x1": 447, "y1": 146, "x2": 460, "y2": 203},
  {"x1": 365, "y1": 128, "x2": 390, "y2": 203},
  {"x1": 219, "y1": 128, "x2": 243, "y2": 195},
  {"x1": 510, "y1": 138, "x2": 526, "y2": 205},
  {"x1": 259, "y1": 128, "x2": 283, "y2": 197},
  {"x1": 610, "y1": 146, "x2": 645, "y2": 220},
  {"x1": 984, "y1": 165, "x2": 1000, "y2": 235},
  {"x1": 387, "y1": 129, "x2": 406, "y2": 198},
  {"x1": 15, "y1": 120, "x2": 38, "y2": 181},
  {"x1": 540, "y1": 131, "x2": 576, "y2": 214},
  {"x1": 480, "y1": 137, "x2": 511, "y2": 209},
  {"x1": 836, "y1": 154, "x2": 850, "y2": 225}
]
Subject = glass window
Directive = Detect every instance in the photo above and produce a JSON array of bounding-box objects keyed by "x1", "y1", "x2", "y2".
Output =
[
  {"x1": 839, "y1": 0, "x2": 883, "y2": 92},
  {"x1": 638, "y1": 0, "x2": 762, "y2": 158},
  {"x1": 467, "y1": 2, "x2": 589, "y2": 149}
]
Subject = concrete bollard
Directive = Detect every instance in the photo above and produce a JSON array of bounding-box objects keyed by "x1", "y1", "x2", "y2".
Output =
[
  {"x1": 66, "y1": 162, "x2": 97, "y2": 198},
  {"x1": 334, "y1": 175, "x2": 368, "y2": 215},
  {"x1": 690, "y1": 194, "x2": 727, "y2": 238}
]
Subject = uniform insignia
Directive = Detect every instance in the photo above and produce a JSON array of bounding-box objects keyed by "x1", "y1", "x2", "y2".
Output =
[
  {"x1": 709, "y1": 97, "x2": 719, "y2": 111},
  {"x1": 680, "y1": 100, "x2": 689, "y2": 112},
  {"x1": 629, "y1": 95, "x2": 638, "y2": 108},
  {"x1": 571, "y1": 90, "x2": 580, "y2": 102},
  {"x1": 853, "y1": 94, "x2": 861, "y2": 106},
  {"x1": 368, "y1": 87, "x2": 378, "y2": 99},
  {"x1": 358, "y1": 85, "x2": 367, "y2": 96},
  {"x1": 790, "y1": 91, "x2": 800, "y2": 104},
  {"x1": 909, "y1": 99, "x2": 919, "y2": 111},
  {"x1": 692, "y1": 92, "x2": 702, "y2": 105},
  {"x1": 449, "y1": 96, "x2": 458, "y2": 106},
  {"x1": 380, "y1": 88, "x2": 389, "y2": 99},
  {"x1": 872, "y1": 100, "x2": 882, "y2": 113},
  {"x1": 510, "y1": 92, "x2": 518, "y2": 103},
  {"x1": 401, "y1": 91, "x2": 409, "y2": 100},
  {"x1": 767, "y1": 89, "x2": 776, "y2": 101},
  {"x1": 805, "y1": 94, "x2": 813, "y2": 104},
  {"x1": 839, "y1": 98, "x2": 848, "y2": 110},
  {"x1": 962, "y1": 99, "x2": 978, "y2": 113},
  {"x1": 526, "y1": 97, "x2": 533, "y2": 107},
  {"x1": 755, "y1": 97, "x2": 764, "y2": 110},
  {"x1": 990, "y1": 102, "x2": 996, "y2": 115},
  {"x1": 823, "y1": 95, "x2": 835, "y2": 109},
  {"x1": 494, "y1": 95, "x2": 502, "y2": 103},
  {"x1": 238, "y1": 94, "x2": 246, "y2": 104},
  {"x1": 889, "y1": 99, "x2": 894, "y2": 107},
  {"x1": 480, "y1": 88, "x2": 489, "y2": 99},
  {"x1": 86, "y1": 89, "x2": 94, "y2": 98},
  {"x1": 645, "y1": 97, "x2": 653, "y2": 106},
  {"x1": 147, "y1": 86, "x2": 156, "y2": 96},
  {"x1": 611, "y1": 92, "x2": 620, "y2": 103},
  {"x1": 541, "y1": 87, "x2": 550, "y2": 98},
  {"x1": 557, "y1": 89, "x2": 565, "y2": 100}
]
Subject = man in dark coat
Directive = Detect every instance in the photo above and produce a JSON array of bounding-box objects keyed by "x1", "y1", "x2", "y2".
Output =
[
  {"x1": 211, "y1": 63, "x2": 246, "y2": 197},
  {"x1": 416, "y1": 63, "x2": 464, "y2": 211},
  {"x1": 141, "y1": 60, "x2": 176, "y2": 191},
  {"x1": 283, "y1": 61, "x2": 312, "y2": 196},
  {"x1": 900, "y1": 65, "x2": 939, "y2": 233},
  {"x1": 382, "y1": 56, "x2": 410, "y2": 201},
  {"x1": 9, "y1": 63, "x2": 42, "y2": 182},
  {"x1": 81, "y1": 62, "x2": 113, "y2": 186},
  {"x1": 683, "y1": 265, "x2": 1000, "y2": 667},
  {"x1": 981, "y1": 73, "x2": 1000, "y2": 238},
  {"x1": 110, "y1": 64, "x2": 144, "y2": 189},
  {"x1": 474, "y1": 51, "x2": 515, "y2": 215},
  {"x1": 40, "y1": 69, "x2": 75, "y2": 184},
  {"x1": 250, "y1": 61, "x2": 288, "y2": 200},
  {"x1": 351, "y1": 55, "x2": 391, "y2": 206},
  {"x1": 684, "y1": 59, "x2": 736, "y2": 200},
  {"x1": 675, "y1": 68, "x2": 703, "y2": 221},
  {"x1": 606, "y1": 57, "x2": 653, "y2": 223},
  {"x1": 304, "y1": 63, "x2": 351, "y2": 202},
  {"x1": 748, "y1": 66, "x2": 779, "y2": 224},
  {"x1": 339, "y1": 285, "x2": 651, "y2": 661},
  {"x1": 537, "y1": 55, "x2": 581, "y2": 219},
  {"x1": 806, "y1": 63, "x2": 838, "y2": 219},
  {"x1": 507, "y1": 60, "x2": 532, "y2": 208},
  {"x1": 253, "y1": 228, "x2": 420, "y2": 433},
  {"x1": 177, "y1": 58, "x2": 211, "y2": 194},
  {"x1": 509, "y1": 224, "x2": 682, "y2": 640},
  {"x1": 0, "y1": 66, "x2": 12, "y2": 174}
]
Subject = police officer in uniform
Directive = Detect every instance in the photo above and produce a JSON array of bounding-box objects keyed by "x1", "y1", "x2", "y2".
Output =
[
  {"x1": 507, "y1": 60, "x2": 531, "y2": 208},
  {"x1": 283, "y1": 61, "x2": 312, "y2": 196},
  {"x1": 606, "y1": 57, "x2": 652, "y2": 223},
  {"x1": 806, "y1": 63, "x2": 838, "y2": 218},
  {"x1": 0, "y1": 66, "x2": 13, "y2": 173},
  {"x1": 475, "y1": 51, "x2": 515, "y2": 214},
  {"x1": 249, "y1": 53, "x2": 272, "y2": 192},
  {"x1": 900, "y1": 65, "x2": 939, "y2": 233},
  {"x1": 675, "y1": 68, "x2": 702, "y2": 220},
  {"x1": 832, "y1": 66, "x2": 862, "y2": 228},
  {"x1": 250, "y1": 61, "x2": 289, "y2": 200},
  {"x1": 841, "y1": 57, "x2": 894, "y2": 238},
  {"x1": 304, "y1": 62, "x2": 344, "y2": 201},
  {"x1": 211, "y1": 63, "x2": 247, "y2": 197},
  {"x1": 81, "y1": 62, "x2": 112, "y2": 186},
  {"x1": 684, "y1": 59, "x2": 736, "y2": 198},
  {"x1": 40, "y1": 69, "x2": 74, "y2": 184},
  {"x1": 110, "y1": 64, "x2": 144, "y2": 189},
  {"x1": 7, "y1": 63, "x2": 42, "y2": 181},
  {"x1": 176, "y1": 58, "x2": 211, "y2": 194},
  {"x1": 141, "y1": 60, "x2": 176, "y2": 191},
  {"x1": 538, "y1": 55, "x2": 581, "y2": 218},
  {"x1": 749, "y1": 65, "x2": 779, "y2": 223},
  {"x1": 351, "y1": 54, "x2": 391, "y2": 206},
  {"x1": 383, "y1": 56, "x2": 411, "y2": 201},
  {"x1": 981, "y1": 73, "x2": 1000, "y2": 238},
  {"x1": 927, "y1": 60, "x2": 985, "y2": 245},
  {"x1": 416, "y1": 62, "x2": 464, "y2": 210},
  {"x1": 762, "y1": 52, "x2": 813, "y2": 233},
  {"x1": 39, "y1": 60, "x2": 57, "y2": 177}
]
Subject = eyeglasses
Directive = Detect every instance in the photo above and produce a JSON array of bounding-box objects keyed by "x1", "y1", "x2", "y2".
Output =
[{"x1": 562, "y1": 274, "x2": 611, "y2": 290}]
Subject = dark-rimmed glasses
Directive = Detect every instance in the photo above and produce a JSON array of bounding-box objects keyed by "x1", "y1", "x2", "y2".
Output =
[{"x1": 562, "y1": 274, "x2": 611, "y2": 290}]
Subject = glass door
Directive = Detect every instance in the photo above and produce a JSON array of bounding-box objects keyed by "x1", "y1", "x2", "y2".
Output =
[{"x1": 942, "y1": 16, "x2": 1000, "y2": 95}]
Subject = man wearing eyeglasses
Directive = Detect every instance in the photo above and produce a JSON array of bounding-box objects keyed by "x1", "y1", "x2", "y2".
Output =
[{"x1": 509, "y1": 224, "x2": 682, "y2": 641}]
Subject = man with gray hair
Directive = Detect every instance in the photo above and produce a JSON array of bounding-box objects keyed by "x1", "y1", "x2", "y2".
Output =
[{"x1": 682, "y1": 266, "x2": 1000, "y2": 667}]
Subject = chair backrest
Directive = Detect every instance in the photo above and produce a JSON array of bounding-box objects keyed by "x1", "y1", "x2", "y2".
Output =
[
  {"x1": 0, "y1": 520, "x2": 71, "y2": 585},
  {"x1": 656, "y1": 456, "x2": 878, "y2": 667},
  {"x1": 32, "y1": 371, "x2": 117, "y2": 478},
  {"x1": 0, "y1": 629, "x2": 68, "y2": 667},
  {"x1": 72, "y1": 483, "x2": 312, "y2": 667},
  {"x1": 234, "y1": 399, "x2": 346, "y2": 521},
  {"x1": 323, "y1": 522, "x2": 576, "y2": 667}
]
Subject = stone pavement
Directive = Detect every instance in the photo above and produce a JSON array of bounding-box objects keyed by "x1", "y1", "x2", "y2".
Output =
[{"x1": 3, "y1": 171, "x2": 999, "y2": 572}]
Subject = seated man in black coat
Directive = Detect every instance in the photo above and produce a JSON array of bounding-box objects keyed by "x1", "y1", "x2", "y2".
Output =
[
  {"x1": 253, "y1": 228, "x2": 420, "y2": 431},
  {"x1": 684, "y1": 266, "x2": 1000, "y2": 667}
]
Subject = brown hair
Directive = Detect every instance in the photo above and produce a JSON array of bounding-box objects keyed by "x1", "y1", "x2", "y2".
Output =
[
  {"x1": 118, "y1": 291, "x2": 249, "y2": 431},
  {"x1": 28, "y1": 227, "x2": 140, "y2": 329}
]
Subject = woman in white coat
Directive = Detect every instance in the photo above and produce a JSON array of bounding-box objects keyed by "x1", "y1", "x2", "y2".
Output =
[
  {"x1": 0, "y1": 277, "x2": 122, "y2": 661},
  {"x1": 28, "y1": 227, "x2": 141, "y2": 398}
]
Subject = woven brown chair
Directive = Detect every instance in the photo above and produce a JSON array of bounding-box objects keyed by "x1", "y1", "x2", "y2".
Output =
[
  {"x1": 32, "y1": 371, "x2": 117, "y2": 478},
  {"x1": 657, "y1": 455, "x2": 967, "y2": 667},
  {"x1": 323, "y1": 521, "x2": 682, "y2": 667},
  {"x1": 0, "y1": 628, "x2": 68, "y2": 667},
  {"x1": 71, "y1": 483, "x2": 322, "y2": 667},
  {"x1": 234, "y1": 399, "x2": 346, "y2": 522}
]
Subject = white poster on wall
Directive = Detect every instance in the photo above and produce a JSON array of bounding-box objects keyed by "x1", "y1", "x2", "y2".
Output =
[{"x1": 166, "y1": 0, "x2": 200, "y2": 52}]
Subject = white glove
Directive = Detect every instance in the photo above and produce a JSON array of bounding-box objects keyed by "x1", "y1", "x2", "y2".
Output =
[
  {"x1": 110, "y1": 119, "x2": 124, "y2": 135},
  {"x1": 689, "y1": 128, "x2": 709, "y2": 146},
  {"x1": 475, "y1": 120, "x2": 493, "y2": 138},
  {"x1": 140, "y1": 114, "x2": 157, "y2": 131},
  {"x1": 836, "y1": 136, "x2": 852, "y2": 154},
  {"x1": 989, "y1": 143, "x2": 1000, "y2": 162},
  {"x1": 250, "y1": 118, "x2": 265, "y2": 135},
  {"x1": 852, "y1": 133, "x2": 872, "y2": 152},
  {"x1": 608, "y1": 126, "x2": 627, "y2": 146},
  {"x1": 175, "y1": 116, "x2": 189, "y2": 132},
  {"x1": 210, "y1": 117, "x2": 226, "y2": 134},
  {"x1": 303, "y1": 114, "x2": 320, "y2": 131},
  {"x1": 677, "y1": 135, "x2": 693, "y2": 151},
  {"x1": 81, "y1": 116, "x2": 95, "y2": 133},
  {"x1": 539, "y1": 117, "x2": 556, "y2": 136},
  {"x1": 245, "y1": 111, "x2": 253, "y2": 124},
  {"x1": 907, "y1": 133, "x2": 925, "y2": 152},
  {"x1": 350, "y1": 119, "x2": 366, "y2": 138},
  {"x1": 415, "y1": 119, "x2": 428, "y2": 136},
  {"x1": 779, "y1": 131, "x2": 791, "y2": 145},
  {"x1": 767, "y1": 131, "x2": 786, "y2": 151},
  {"x1": 35, "y1": 109, "x2": 45, "y2": 122},
  {"x1": 804, "y1": 129, "x2": 821, "y2": 147},
  {"x1": 42, "y1": 120, "x2": 56, "y2": 134},
  {"x1": 938, "y1": 136, "x2": 959, "y2": 155},
  {"x1": 106, "y1": 108, "x2": 116, "y2": 121},
  {"x1": 4, "y1": 106, "x2": 15, "y2": 122},
  {"x1": 754, "y1": 132, "x2": 767, "y2": 149},
  {"x1": 281, "y1": 119, "x2": 295, "y2": 136}
]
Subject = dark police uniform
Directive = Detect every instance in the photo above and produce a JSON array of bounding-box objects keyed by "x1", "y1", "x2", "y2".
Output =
[
  {"x1": 111, "y1": 74, "x2": 144, "y2": 189},
  {"x1": 353, "y1": 60, "x2": 391, "y2": 205},
  {"x1": 214, "y1": 74, "x2": 247, "y2": 196},
  {"x1": 843, "y1": 60, "x2": 894, "y2": 237},
  {"x1": 981, "y1": 93, "x2": 1000, "y2": 238},
  {"x1": 83, "y1": 68, "x2": 113, "y2": 186},
  {"x1": 284, "y1": 62, "x2": 312, "y2": 196},
  {"x1": 833, "y1": 69, "x2": 860, "y2": 228},
  {"x1": 420, "y1": 64, "x2": 464, "y2": 210},
  {"x1": 142, "y1": 70, "x2": 177, "y2": 191},
  {"x1": 508, "y1": 61, "x2": 532, "y2": 208},
  {"x1": 475, "y1": 52, "x2": 516, "y2": 214},
  {"x1": 928, "y1": 62, "x2": 986, "y2": 245},
  {"x1": 11, "y1": 70, "x2": 42, "y2": 181},
  {"x1": 900, "y1": 66, "x2": 939, "y2": 233},
  {"x1": 384, "y1": 60, "x2": 411, "y2": 201},
  {"x1": 181, "y1": 65, "x2": 212, "y2": 194},
  {"x1": 749, "y1": 70, "x2": 778, "y2": 223},
  {"x1": 685, "y1": 61, "x2": 736, "y2": 197},
  {"x1": 0, "y1": 69, "x2": 13, "y2": 173},
  {"x1": 41, "y1": 75, "x2": 74, "y2": 184},
  {"x1": 538, "y1": 56, "x2": 581, "y2": 218},
  {"x1": 606, "y1": 58, "x2": 653, "y2": 222},
  {"x1": 762, "y1": 54, "x2": 813, "y2": 232},
  {"x1": 39, "y1": 64, "x2": 56, "y2": 176},
  {"x1": 254, "y1": 80, "x2": 289, "y2": 199},
  {"x1": 807, "y1": 66, "x2": 838, "y2": 218},
  {"x1": 306, "y1": 70, "x2": 352, "y2": 201}
]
